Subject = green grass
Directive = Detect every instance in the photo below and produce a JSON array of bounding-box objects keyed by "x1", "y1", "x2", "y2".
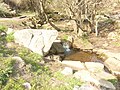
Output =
[
  {"x1": 112, "y1": 42, "x2": 120, "y2": 47},
  {"x1": 0, "y1": 24, "x2": 83, "y2": 90}
]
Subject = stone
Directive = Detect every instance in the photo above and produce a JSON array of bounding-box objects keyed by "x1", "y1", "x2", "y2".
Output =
[
  {"x1": 23, "y1": 82, "x2": 31, "y2": 90},
  {"x1": 94, "y1": 71, "x2": 117, "y2": 80},
  {"x1": 14, "y1": 29, "x2": 58, "y2": 55},
  {"x1": 108, "y1": 32, "x2": 118, "y2": 40},
  {"x1": 61, "y1": 60, "x2": 85, "y2": 70},
  {"x1": 74, "y1": 70, "x2": 99, "y2": 86},
  {"x1": 73, "y1": 85, "x2": 80, "y2": 90},
  {"x1": 44, "y1": 55, "x2": 62, "y2": 62},
  {"x1": 52, "y1": 42, "x2": 64, "y2": 54},
  {"x1": 14, "y1": 29, "x2": 33, "y2": 47},
  {"x1": 61, "y1": 67, "x2": 73, "y2": 75},
  {"x1": 72, "y1": 37, "x2": 94, "y2": 50},
  {"x1": 6, "y1": 28, "x2": 14, "y2": 34},
  {"x1": 99, "y1": 79, "x2": 116, "y2": 90},
  {"x1": 79, "y1": 84, "x2": 99, "y2": 90},
  {"x1": 104, "y1": 57, "x2": 120, "y2": 77},
  {"x1": 85, "y1": 62, "x2": 104, "y2": 73},
  {"x1": 12, "y1": 56, "x2": 25, "y2": 69},
  {"x1": 12, "y1": 56, "x2": 26, "y2": 75}
]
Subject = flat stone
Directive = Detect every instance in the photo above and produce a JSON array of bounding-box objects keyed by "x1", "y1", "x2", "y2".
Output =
[
  {"x1": 99, "y1": 79, "x2": 116, "y2": 90},
  {"x1": 85, "y1": 62, "x2": 104, "y2": 73},
  {"x1": 61, "y1": 60, "x2": 85, "y2": 70},
  {"x1": 14, "y1": 29, "x2": 58, "y2": 55},
  {"x1": 104, "y1": 57, "x2": 120, "y2": 77},
  {"x1": 94, "y1": 71, "x2": 117, "y2": 80},
  {"x1": 74, "y1": 70, "x2": 99, "y2": 86},
  {"x1": 79, "y1": 84, "x2": 99, "y2": 90},
  {"x1": 61, "y1": 67, "x2": 73, "y2": 75},
  {"x1": 72, "y1": 37, "x2": 94, "y2": 50}
]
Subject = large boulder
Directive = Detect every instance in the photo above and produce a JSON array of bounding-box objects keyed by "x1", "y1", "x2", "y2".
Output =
[{"x1": 14, "y1": 29, "x2": 58, "y2": 55}]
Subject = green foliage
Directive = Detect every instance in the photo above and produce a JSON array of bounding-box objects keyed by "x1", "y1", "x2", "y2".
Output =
[
  {"x1": 3, "y1": 78, "x2": 25, "y2": 90},
  {"x1": 62, "y1": 35, "x2": 68, "y2": 41},
  {"x1": 16, "y1": 47, "x2": 42, "y2": 71},
  {"x1": 5, "y1": 32, "x2": 14, "y2": 42},
  {"x1": 53, "y1": 71, "x2": 82, "y2": 90},
  {"x1": 0, "y1": 25, "x2": 7, "y2": 32},
  {"x1": 108, "y1": 79, "x2": 118, "y2": 85},
  {"x1": 0, "y1": 58, "x2": 15, "y2": 87}
]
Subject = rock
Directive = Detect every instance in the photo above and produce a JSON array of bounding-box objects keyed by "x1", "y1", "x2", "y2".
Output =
[
  {"x1": 6, "y1": 28, "x2": 14, "y2": 34},
  {"x1": 104, "y1": 57, "x2": 120, "y2": 77},
  {"x1": 114, "y1": 19, "x2": 120, "y2": 28},
  {"x1": 108, "y1": 32, "x2": 119, "y2": 40},
  {"x1": 61, "y1": 67, "x2": 73, "y2": 75},
  {"x1": 52, "y1": 42, "x2": 64, "y2": 54},
  {"x1": 74, "y1": 70, "x2": 99, "y2": 86},
  {"x1": 85, "y1": 62, "x2": 104, "y2": 73},
  {"x1": 61, "y1": 60, "x2": 85, "y2": 70},
  {"x1": 44, "y1": 55, "x2": 62, "y2": 62},
  {"x1": 79, "y1": 84, "x2": 99, "y2": 90},
  {"x1": 14, "y1": 29, "x2": 58, "y2": 55},
  {"x1": 72, "y1": 37, "x2": 94, "y2": 50},
  {"x1": 99, "y1": 79, "x2": 116, "y2": 90},
  {"x1": 73, "y1": 85, "x2": 80, "y2": 90},
  {"x1": 23, "y1": 82, "x2": 31, "y2": 90},
  {"x1": 12, "y1": 56, "x2": 25, "y2": 69},
  {"x1": 94, "y1": 71, "x2": 117, "y2": 80},
  {"x1": 12, "y1": 56, "x2": 25, "y2": 75}
]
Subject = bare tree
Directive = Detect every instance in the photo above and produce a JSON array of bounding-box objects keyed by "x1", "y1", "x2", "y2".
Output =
[{"x1": 32, "y1": 0, "x2": 117, "y2": 36}]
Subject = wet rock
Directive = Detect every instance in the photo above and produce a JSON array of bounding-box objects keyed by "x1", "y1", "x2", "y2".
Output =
[
  {"x1": 14, "y1": 29, "x2": 58, "y2": 55},
  {"x1": 61, "y1": 60, "x2": 85, "y2": 70},
  {"x1": 79, "y1": 83, "x2": 99, "y2": 90},
  {"x1": 99, "y1": 79, "x2": 116, "y2": 90},
  {"x1": 61, "y1": 67, "x2": 73, "y2": 75},
  {"x1": 72, "y1": 37, "x2": 94, "y2": 50},
  {"x1": 51, "y1": 42, "x2": 64, "y2": 54},
  {"x1": 104, "y1": 57, "x2": 120, "y2": 77},
  {"x1": 85, "y1": 62, "x2": 104, "y2": 73}
]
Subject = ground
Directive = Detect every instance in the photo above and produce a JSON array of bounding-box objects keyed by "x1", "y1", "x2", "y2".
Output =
[{"x1": 0, "y1": 13, "x2": 120, "y2": 90}]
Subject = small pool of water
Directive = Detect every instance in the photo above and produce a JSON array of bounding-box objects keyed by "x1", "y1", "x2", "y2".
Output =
[{"x1": 64, "y1": 50, "x2": 102, "y2": 62}]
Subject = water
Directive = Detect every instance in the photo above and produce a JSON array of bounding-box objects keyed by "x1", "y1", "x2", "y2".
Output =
[{"x1": 64, "y1": 51, "x2": 100, "y2": 62}]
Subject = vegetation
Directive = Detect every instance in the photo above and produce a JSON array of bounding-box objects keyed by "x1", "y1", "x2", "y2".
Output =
[
  {"x1": 0, "y1": 0, "x2": 120, "y2": 89},
  {"x1": 0, "y1": 24, "x2": 83, "y2": 89}
]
